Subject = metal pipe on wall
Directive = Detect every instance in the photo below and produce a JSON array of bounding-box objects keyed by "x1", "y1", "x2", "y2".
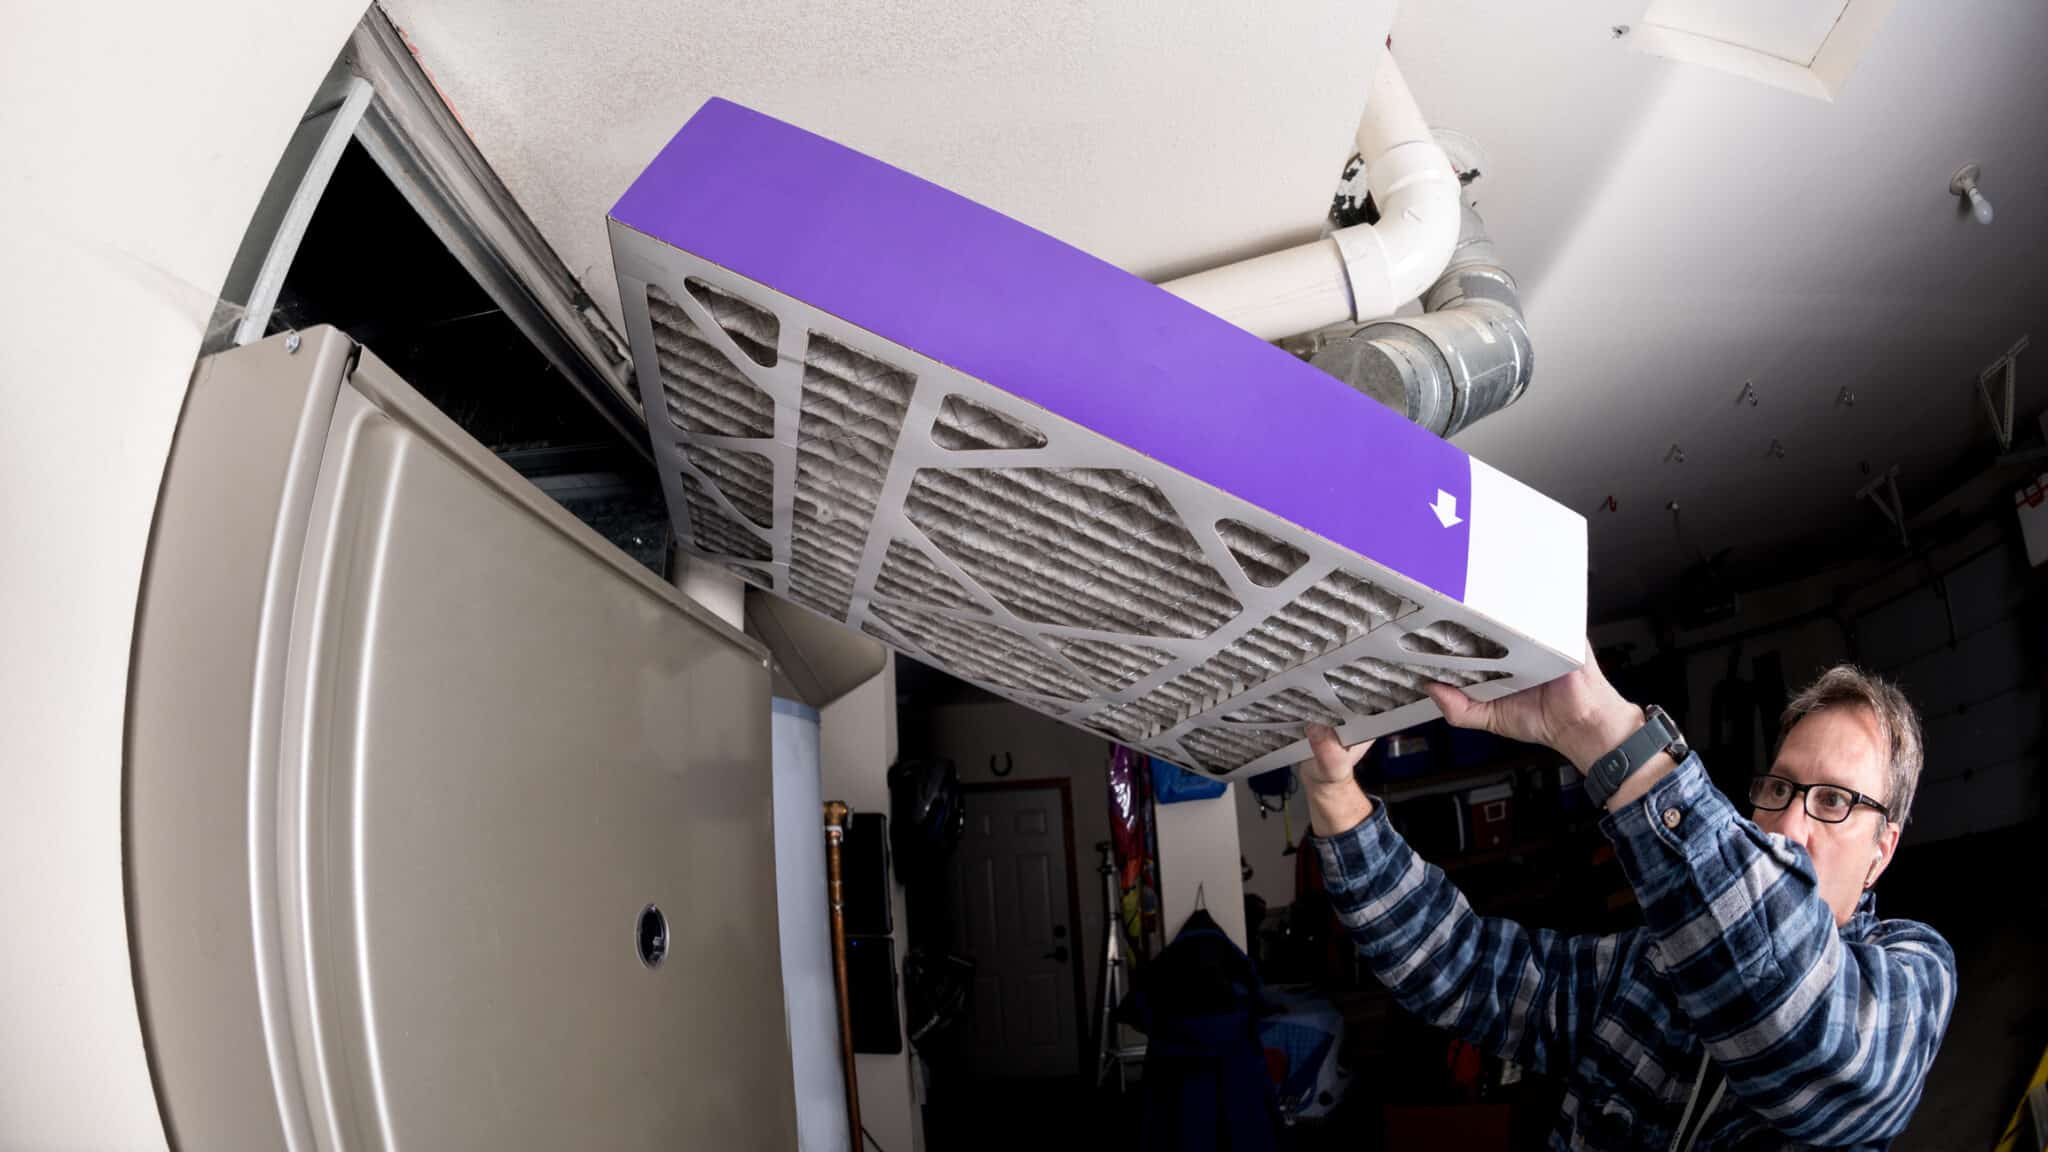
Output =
[{"x1": 823, "y1": 800, "x2": 863, "y2": 1147}]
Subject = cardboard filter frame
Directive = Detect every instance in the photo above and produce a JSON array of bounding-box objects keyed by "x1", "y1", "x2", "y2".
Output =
[{"x1": 610, "y1": 99, "x2": 1585, "y2": 776}]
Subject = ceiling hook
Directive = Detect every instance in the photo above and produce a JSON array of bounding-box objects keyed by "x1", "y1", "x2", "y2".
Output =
[
  {"x1": 1976, "y1": 335, "x2": 2028, "y2": 453},
  {"x1": 1855, "y1": 465, "x2": 1909, "y2": 549}
]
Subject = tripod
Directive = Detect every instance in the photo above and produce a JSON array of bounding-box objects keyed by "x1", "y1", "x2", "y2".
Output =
[{"x1": 1091, "y1": 842, "x2": 1147, "y2": 1090}]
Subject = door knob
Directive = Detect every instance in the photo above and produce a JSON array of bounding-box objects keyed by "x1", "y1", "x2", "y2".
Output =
[{"x1": 1042, "y1": 945, "x2": 1069, "y2": 963}]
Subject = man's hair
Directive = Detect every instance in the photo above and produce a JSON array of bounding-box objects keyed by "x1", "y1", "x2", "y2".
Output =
[{"x1": 1778, "y1": 665, "x2": 1923, "y2": 830}]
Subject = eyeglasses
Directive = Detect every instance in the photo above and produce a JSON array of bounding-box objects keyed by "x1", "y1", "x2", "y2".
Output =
[{"x1": 1748, "y1": 774, "x2": 1890, "y2": 825}]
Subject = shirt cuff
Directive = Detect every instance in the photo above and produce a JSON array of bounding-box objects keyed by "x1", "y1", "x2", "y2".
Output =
[
  {"x1": 1308, "y1": 793, "x2": 1402, "y2": 894},
  {"x1": 1597, "y1": 753, "x2": 1739, "y2": 894}
]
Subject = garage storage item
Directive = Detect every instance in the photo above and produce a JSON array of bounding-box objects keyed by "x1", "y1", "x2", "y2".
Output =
[
  {"x1": 1465, "y1": 782, "x2": 1515, "y2": 851},
  {"x1": 1381, "y1": 733, "x2": 1434, "y2": 781}
]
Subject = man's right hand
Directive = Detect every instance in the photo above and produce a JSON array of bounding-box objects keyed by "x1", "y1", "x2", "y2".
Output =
[{"x1": 1302, "y1": 724, "x2": 1375, "y2": 837}]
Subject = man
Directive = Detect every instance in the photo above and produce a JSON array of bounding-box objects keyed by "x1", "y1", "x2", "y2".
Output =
[{"x1": 1303, "y1": 648, "x2": 1955, "y2": 1149}]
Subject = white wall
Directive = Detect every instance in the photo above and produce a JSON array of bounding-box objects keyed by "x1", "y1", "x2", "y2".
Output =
[
  {"x1": 0, "y1": 3, "x2": 366, "y2": 1145},
  {"x1": 1154, "y1": 784, "x2": 1248, "y2": 949},
  {"x1": 1234, "y1": 775, "x2": 1304, "y2": 915},
  {"x1": 818, "y1": 657, "x2": 923, "y2": 1152}
]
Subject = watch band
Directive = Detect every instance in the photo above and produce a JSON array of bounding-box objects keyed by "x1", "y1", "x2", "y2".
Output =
[{"x1": 1583, "y1": 704, "x2": 1689, "y2": 808}]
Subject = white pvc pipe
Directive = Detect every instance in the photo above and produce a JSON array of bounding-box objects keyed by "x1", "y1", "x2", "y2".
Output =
[{"x1": 1159, "y1": 46, "x2": 1461, "y2": 342}]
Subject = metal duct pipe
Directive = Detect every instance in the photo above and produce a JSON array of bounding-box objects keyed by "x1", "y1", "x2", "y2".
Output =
[{"x1": 1309, "y1": 198, "x2": 1531, "y2": 438}]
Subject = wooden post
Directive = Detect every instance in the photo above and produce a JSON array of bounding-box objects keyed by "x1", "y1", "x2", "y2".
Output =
[{"x1": 823, "y1": 800, "x2": 862, "y2": 1148}]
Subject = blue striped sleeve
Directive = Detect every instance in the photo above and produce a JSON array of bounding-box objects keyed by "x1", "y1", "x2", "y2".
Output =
[
  {"x1": 1312, "y1": 799, "x2": 1605, "y2": 1076},
  {"x1": 1601, "y1": 754, "x2": 1957, "y2": 1145}
]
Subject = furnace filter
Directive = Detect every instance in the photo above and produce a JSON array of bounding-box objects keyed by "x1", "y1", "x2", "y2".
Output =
[{"x1": 609, "y1": 99, "x2": 1585, "y2": 777}]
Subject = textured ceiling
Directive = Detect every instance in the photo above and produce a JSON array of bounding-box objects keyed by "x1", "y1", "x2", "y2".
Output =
[
  {"x1": 382, "y1": 0, "x2": 1392, "y2": 329},
  {"x1": 1391, "y1": 0, "x2": 2048, "y2": 615},
  {"x1": 385, "y1": 0, "x2": 2048, "y2": 621}
]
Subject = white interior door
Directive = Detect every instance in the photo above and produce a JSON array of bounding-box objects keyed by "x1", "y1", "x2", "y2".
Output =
[{"x1": 949, "y1": 784, "x2": 1081, "y2": 1078}]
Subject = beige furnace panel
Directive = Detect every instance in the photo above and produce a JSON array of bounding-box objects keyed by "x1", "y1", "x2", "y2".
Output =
[{"x1": 129, "y1": 328, "x2": 798, "y2": 1150}]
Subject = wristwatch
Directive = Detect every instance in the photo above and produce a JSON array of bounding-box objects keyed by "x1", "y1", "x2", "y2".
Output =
[{"x1": 1583, "y1": 705, "x2": 1690, "y2": 809}]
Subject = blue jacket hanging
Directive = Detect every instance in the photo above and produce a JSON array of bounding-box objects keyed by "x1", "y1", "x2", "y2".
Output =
[{"x1": 1125, "y1": 907, "x2": 1277, "y2": 1152}]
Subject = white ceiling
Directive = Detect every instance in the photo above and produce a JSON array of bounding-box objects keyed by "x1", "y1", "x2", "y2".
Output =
[
  {"x1": 382, "y1": 0, "x2": 1392, "y2": 323},
  {"x1": 385, "y1": 0, "x2": 2048, "y2": 620},
  {"x1": 1392, "y1": 0, "x2": 2048, "y2": 614}
]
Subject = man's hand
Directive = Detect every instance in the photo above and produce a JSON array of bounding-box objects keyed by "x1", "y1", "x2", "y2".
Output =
[
  {"x1": 1301, "y1": 724, "x2": 1375, "y2": 837},
  {"x1": 1424, "y1": 640, "x2": 1644, "y2": 776},
  {"x1": 1426, "y1": 639, "x2": 1679, "y2": 811},
  {"x1": 1299, "y1": 640, "x2": 1666, "y2": 836},
  {"x1": 1303, "y1": 723, "x2": 1372, "y2": 786}
]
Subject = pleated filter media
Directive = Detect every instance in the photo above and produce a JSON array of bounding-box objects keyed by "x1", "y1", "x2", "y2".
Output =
[{"x1": 609, "y1": 99, "x2": 1586, "y2": 777}]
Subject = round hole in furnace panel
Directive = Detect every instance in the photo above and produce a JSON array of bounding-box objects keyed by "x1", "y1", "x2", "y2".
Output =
[{"x1": 637, "y1": 903, "x2": 669, "y2": 970}]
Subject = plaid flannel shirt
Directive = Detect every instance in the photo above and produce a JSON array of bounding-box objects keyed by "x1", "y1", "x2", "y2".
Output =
[{"x1": 1314, "y1": 753, "x2": 1956, "y2": 1150}]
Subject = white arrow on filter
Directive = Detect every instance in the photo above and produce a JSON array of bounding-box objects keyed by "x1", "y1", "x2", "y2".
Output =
[{"x1": 1430, "y1": 489, "x2": 1463, "y2": 528}]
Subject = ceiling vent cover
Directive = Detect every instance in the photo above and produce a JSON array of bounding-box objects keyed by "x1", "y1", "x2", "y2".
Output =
[
  {"x1": 1630, "y1": 0, "x2": 1894, "y2": 101},
  {"x1": 609, "y1": 99, "x2": 1586, "y2": 776}
]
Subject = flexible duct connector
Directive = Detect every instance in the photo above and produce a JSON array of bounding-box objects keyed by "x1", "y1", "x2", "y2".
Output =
[
  {"x1": 1158, "y1": 47, "x2": 1461, "y2": 341},
  {"x1": 1309, "y1": 199, "x2": 1531, "y2": 438}
]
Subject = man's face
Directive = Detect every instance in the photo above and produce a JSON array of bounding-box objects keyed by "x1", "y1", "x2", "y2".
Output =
[{"x1": 1753, "y1": 704, "x2": 1900, "y2": 926}]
